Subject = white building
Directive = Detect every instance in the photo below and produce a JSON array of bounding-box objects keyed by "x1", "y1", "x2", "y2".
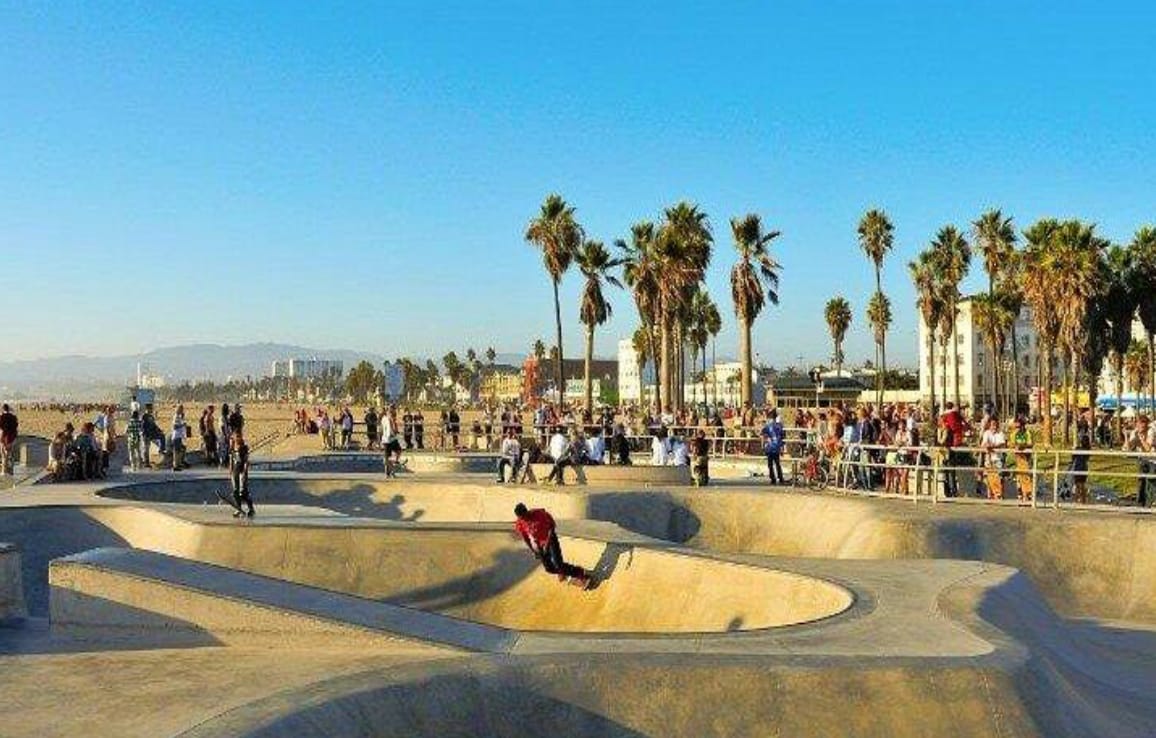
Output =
[
  {"x1": 918, "y1": 297, "x2": 1057, "y2": 412},
  {"x1": 269, "y1": 358, "x2": 344, "y2": 380},
  {"x1": 617, "y1": 339, "x2": 656, "y2": 403}
]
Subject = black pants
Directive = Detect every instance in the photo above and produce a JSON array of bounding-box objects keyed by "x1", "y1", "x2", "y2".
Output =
[
  {"x1": 539, "y1": 532, "x2": 585, "y2": 579},
  {"x1": 497, "y1": 457, "x2": 521, "y2": 482},
  {"x1": 415, "y1": 431, "x2": 424, "y2": 449},
  {"x1": 231, "y1": 468, "x2": 254, "y2": 513},
  {"x1": 766, "y1": 451, "x2": 784, "y2": 484},
  {"x1": 1138, "y1": 460, "x2": 1152, "y2": 507},
  {"x1": 694, "y1": 459, "x2": 709, "y2": 486},
  {"x1": 943, "y1": 450, "x2": 961, "y2": 497},
  {"x1": 547, "y1": 457, "x2": 573, "y2": 483}
]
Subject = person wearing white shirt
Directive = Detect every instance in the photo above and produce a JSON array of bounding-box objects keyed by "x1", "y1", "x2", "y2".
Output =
[
  {"x1": 651, "y1": 428, "x2": 670, "y2": 466},
  {"x1": 497, "y1": 430, "x2": 522, "y2": 483},
  {"x1": 381, "y1": 408, "x2": 402, "y2": 478},
  {"x1": 545, "y1": 428, "x2": 572, "y2": 485},
  {"x1": 1124, "y1": 415, "x2": 1156, "y2": 506},
  {"x1": 669, "y1": 438, "x2": 689, "y2": 466},
  {"x1": 586, "y1": 429, "x2": 606, "y2": 465}
]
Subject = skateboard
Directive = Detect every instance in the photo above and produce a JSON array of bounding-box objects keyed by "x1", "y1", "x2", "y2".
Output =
[{"x1": 213, "y1": 488, "x2": 247, "y2": 517}]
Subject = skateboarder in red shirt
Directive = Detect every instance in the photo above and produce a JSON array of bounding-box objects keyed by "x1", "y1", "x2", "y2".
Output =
[{"x1": 513, "y1": 503, "x2": 590, "y2": 587}]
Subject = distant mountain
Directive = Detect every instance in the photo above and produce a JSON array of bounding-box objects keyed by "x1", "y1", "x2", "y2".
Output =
[{"x1": 0, "y1": 342, "x2": 387, "y2": 390}]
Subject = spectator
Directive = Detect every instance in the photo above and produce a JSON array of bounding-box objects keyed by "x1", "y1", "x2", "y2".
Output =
[
  {"x1": 47, "y1": 432, "x2": 67, "y2": 481},
  {"x1": 125, "y1": 410, "x2": 143, "y2": 472},
  {"x1": 585, "y1": 427, "x2": 606, "y2": 465},
  {"x1": 497, "y1": 429, "x2": 522, "y2": 483},
  {"x1": 939, "y1": 402, "x2": 967, "y2": 497},
  {"x1": 1072, "y1": 408, "x2": 1092, "y2": 504},
  {"x1": 171, "y1": 405, "x2": 189, "y2": 471},
  {"x1": 414, "y1": 409, "x2": 425, "y2": 449},
  {"x1": 610, "y1": 423, "x2": 632, "y2": 465},
  {"x1": 1011, "y1": 416, "x2": 1034, "y2": 502},
  {"x1": 544, "y1": 427, "x2": 572, "y2": 485},
  {"x1": 691, "y1": 428, "x2": 710, "y2": 486},
  {"x1": 141, "y1": 409, "x2": 166, "y2": 468},
  {"x1": 201, "y1": 406, "x2": 217, "y2": 467},
  {"x1": 0, "y1": 403, "x2": 18, "y2": 475},
  {"x1": 979, "y1": 416, "x2": 1006, "y2": 500},
  {"x1": 364, "y1": 406, "x2": 379, "y2": 451},
  {"x1": 219, "y1": 404, "x2": 233, "y2": 467},
  {"x1": 1123, "y1": 414, "x2": 1155, "y2": 507},
  {"x1": 761, "y1": 409, "x2": 786, "y2": 485},
  {"x1": 651, "y1": 426, "x2": 670, "y2": 466},
  {"x1": 339, "y1": 407, "x2": 354, "y2": 449}
]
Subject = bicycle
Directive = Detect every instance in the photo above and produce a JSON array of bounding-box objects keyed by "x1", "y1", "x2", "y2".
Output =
[{"x1": 794, "y1": 448, "x2": 830, "y2": 491}]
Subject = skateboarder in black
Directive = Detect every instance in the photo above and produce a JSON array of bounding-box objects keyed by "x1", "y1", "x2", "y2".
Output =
[
  {"x1": 513, "y1": 503, "x2": 589, "y2": 587},
  {"x1": 229, "y1": 430, "x2": 255, "y2": 518}
]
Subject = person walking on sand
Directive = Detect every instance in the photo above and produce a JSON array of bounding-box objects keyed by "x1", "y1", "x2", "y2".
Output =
[
  {"x1": 229, "y1": 430, "x2": 255, "y2": 518},
  {"x1": 513, "y1": 503, "x2": 590, "y2": 587}
]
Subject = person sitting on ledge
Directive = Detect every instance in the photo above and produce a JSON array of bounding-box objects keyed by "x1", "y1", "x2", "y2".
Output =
[
  {"x1": 585, "y1": 426, "x2": 605, "y2": 465},
  {"x1": 497, "y1": 428, "x2": 522, "y2": 483},
  {"x1": 610, "y1": 423, "x2": 632, "y2": 465}
]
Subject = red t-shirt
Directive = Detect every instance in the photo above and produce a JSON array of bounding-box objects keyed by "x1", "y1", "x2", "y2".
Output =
[
  {"x1": 942, "y1": 411, "x2": 965, "y2": 447},
  {"x1": 514, "y1": 509, "x2": 555, "y2": 547}
]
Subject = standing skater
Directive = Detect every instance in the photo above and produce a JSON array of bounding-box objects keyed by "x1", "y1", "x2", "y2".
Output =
[
  {"x1": 513, "y1": 503, "x2": 590, "y2": 587},
  {"x1": 229, "y1": 430, "x2": 255, "y2": 518},
  {"x1": 382, "y1": 406, "x2": 403, "y2": 477}
]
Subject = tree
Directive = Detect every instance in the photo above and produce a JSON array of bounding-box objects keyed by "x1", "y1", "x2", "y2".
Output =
[
  {"x1": 1105, "y1": 245, "x2": 1138, "y2": 443},
  {"x1": 1130, "y1": 227, "x2": 1156, "y2": 412},
  {"x1": 345, "y1": 360, "x2": 381, "y2": 405},
  {"x1": 1125, "y1": 339, "x2": 1150, "y2": 402},
  {"x1": 973, "y1": 209, "x2": 1019, "y2": 416},
  {"x1": 911, "y1": 250, "x2": 945, "y2": 425},
  {"x1": 485, "y1": 347, "x2": 496, "y2": 366},
  {"x1": 1021, "y1": 219, "x2": 1062, "y2": 445},
  {"x1": 858, "y1": 209, "x2": 894, "y2": 406},
  {"x1": 688, "y1": 287, "x2": 721, "y2": 404},
  {"x1": 929, "y1": 225, "x2": 971, "y2": 407},
  {"x1": 866, "y1": 292, "x2": 892, "y2": 396},
  {"x1": 729, "y1": 213, "x2": 782, "y2": 406},
  {"x1": 824, "y1": 297, "x2": 852, "y2": 376},
  {"x1": 971, "y1": 291, "x2": 1016, "y2": 417},
  {"x1": 533, "y1": 339, "x2": 546, "y2": 362},
  {"x1": 575, "y1": 239, "x2": 623, "y2": 411},
  {"x1": 525, "y1": 194, "x2": 583, "y2": 404},
  {"x1": 659, "y1": 202, "x2": 713, "y2": 410},
  {"x1": 632, "y1": 323, "x2": 653, "y2": 400},
  {"x1": 618, "y1": 221, "x2": 663, "y2": 409}
]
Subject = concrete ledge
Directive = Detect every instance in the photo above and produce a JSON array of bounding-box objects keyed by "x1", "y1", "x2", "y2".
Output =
[
  {"x1": 49, "y1": 547, "x2": 515, "y2": 653},
  {"x1": 0, "y1": 542, "x2": 27, "y2": 624},
  {"x1": 527, "y1": 463, "x2": 692, "y2": 486}
]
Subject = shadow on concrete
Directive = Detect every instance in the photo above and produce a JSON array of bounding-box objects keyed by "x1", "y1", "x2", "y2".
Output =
[
  {"x1": 99, "y1": 479, "x2": 426, "y2": 521},
  {"x1": 0, "y1": 508, "x2": 131, "y2": 617},
  {"x1": 585, "y1": 543, "x2": 633, "y2": 592},
  {"x1": 973, "y1": 570, "x2": 1156, "y2": 737},
  {"x1": 181, "y1": 664, "x2": 652, "y2": 738},
  {"x1": 586, "y1": 492, "x2": 701, "y2": 544},
  {"x1": 0, "y1": 591, "x2": 223, "y2": 655},
  {"x1": 383, "y1": 549, "x2": 536, "y2": 612}
]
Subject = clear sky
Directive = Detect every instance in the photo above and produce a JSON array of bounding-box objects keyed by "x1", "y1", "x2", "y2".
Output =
[{"x1": 3, "y1": 1, "x2": 1154, "y2": 367}]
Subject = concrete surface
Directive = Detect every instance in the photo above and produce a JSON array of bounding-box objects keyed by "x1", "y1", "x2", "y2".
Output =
[
  {"x1": 1, "y1": 463, "x2": 1155, "y2": 736},
  {"x1": 526, "y1": 462, "x2": 692, "y2": 486},
  {"x1": 1, "y1": 541, "x2": 27, "y2": 623}
]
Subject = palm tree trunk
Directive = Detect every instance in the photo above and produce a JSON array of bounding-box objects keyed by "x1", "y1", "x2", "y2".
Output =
[
  {"x1": 584, "y1": 323, "x2": 594, "y2": 412},
  {"x1": 929, "y1": 331, "x2": 938, "y2": 427},
  {"x1": 552, "y1": 280, "x2": 564, "y2": 405},
  {"x1": 665, "y1": 312, "x2": 675, "y2": 414},
  {"x1": 1114, "y1": 356, "x2": 1124, "y2": 445},
  {"x1": 1011, "y1": 323, "x2": 1021, "y2": 418},
  {"x1": 1042, "y1": 342, "x2": 1054, "y2": 446},
  {"x1": 702, "y1": 345, "x2": 708, "y2": 407},
  {"x1": 1149, "y1": 333, "x2": 1155, "y2": 415},
  {"x1": 880, "y1": 333, "x2": 887, "y2": 406},
  {"x1": 941, "y1": 338, "x2": 948, "y2": 414},
  {"x1": 1063, "y1": 355, "x2": 1072, "y2": 446},
  {"x1": 739, "y1": 316, "x2": 753, "y2": 406},
  {"x1": 711, "y1": 338, "x2": 717, "y2": 406}
]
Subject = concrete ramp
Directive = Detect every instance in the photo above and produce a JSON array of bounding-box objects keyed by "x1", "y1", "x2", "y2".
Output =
[{"x1": 50, "y1": 548, "x2": 514, "y2": 653}]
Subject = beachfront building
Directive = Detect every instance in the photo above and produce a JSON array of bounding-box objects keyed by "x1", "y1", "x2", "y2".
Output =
[
  {"x1": 524, "y1": 354, "x2": 618, "y2": 405},
  {"x1": 480, "y1": 365, "x2": 523, "y2": 403},
  {"x1": 270, "y1": 358, "x2": 344, "y2": 380},
  {"x1": 917, "y1": 297, "x2": 1052, "y2": 412},
  {"x1": 617, "y1": 339, "x2": 656, "y2": 404}
]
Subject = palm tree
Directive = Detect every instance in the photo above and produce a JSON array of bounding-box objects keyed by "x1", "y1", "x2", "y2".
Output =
[
  {"x1": 631, "y1": 323, "x2": 653, "y2": 402},
  {"x1": 929, "y1": 225, "x2": 971, "y2": 407},
  {"x1": 688, "y1": 287, "x2": 721, "y2": 404},
  {"x1": 485, "y1": 347, "x2": 496, "y2": 366},
  {"x1": 858, "y1": 209, "x2": 894, "y2": 405},
  {"x1": 525, "y1": 194, "x2": 583, "y2": 404},
  {"x1": 730, "y1": 213, "x2": 782, "y2": 406},
  {"x1": 1021, "y1": 219, "x2": 1062, "y2": 445},
  {"x1": 910, "y1": 251, "x2": 945, "y2": 424},
  {"x1": 618, "y1": 221, "x2": 663, "y2": 409},
  {"x1": 973, "y1": 209, "x2": 1019, "y2": 415},
  {"x1": 867, "y1": 292, "x2": 892, "y2": 391},
  {"x1": 575, "y1": 239, "x2": 623, "y2": 411},
  {"x1": 1130, "y1": 227, "x2": 1156, "y2": 412},
  {"x1": 824, "y1": 297, "x2": 852, "y2": 376},
  {"x1": 660, "y1": 202, "x2": 713, "y2": 410},
  {"x1": 972, "y1": 291, "x2": 1016, "y2": 416},
  {"x1": 1125, "y1": 339, "x2": 1150, "y2": 404},
  {"x1": 1104, "y1": 245, "x2": 1138, "y2": 443}
]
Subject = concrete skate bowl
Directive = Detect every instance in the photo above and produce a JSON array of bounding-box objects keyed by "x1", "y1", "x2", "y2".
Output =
[
  {"x1": 75, "y1": 509, "x2": 852, "y2": 634},
  {"x1": 582, "y1": 488, "x2": 1156, "y2": 624}
]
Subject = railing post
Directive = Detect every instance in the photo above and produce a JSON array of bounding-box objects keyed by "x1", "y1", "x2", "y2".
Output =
[
  {"x1": 931, "y1": 450, "x2": 940, "y2": 505},
  {"x1": 912, "y1": 451, "x2": 922, "y2": 505}
]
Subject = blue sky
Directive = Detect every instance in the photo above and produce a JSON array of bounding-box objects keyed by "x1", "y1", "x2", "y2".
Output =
[{"x1": 3, "y1": 1, "x2": 1154, "y2": 367}]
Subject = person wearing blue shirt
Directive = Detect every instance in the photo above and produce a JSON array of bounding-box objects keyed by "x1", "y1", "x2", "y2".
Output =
[{"x1": 761, "y1": 409, "x2": 786, "y2": 484}]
